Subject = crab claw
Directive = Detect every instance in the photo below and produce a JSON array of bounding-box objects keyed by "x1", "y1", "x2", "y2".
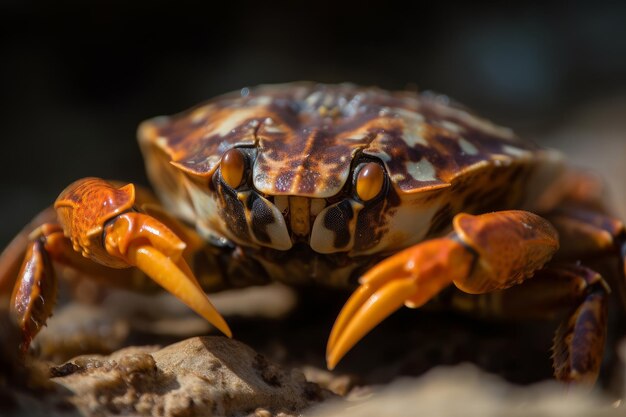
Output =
[
  {"x1": 50, "y1": 178, "x2": 232, "y2": 338},
  {"x1": 326, "y1": 238, "x2": 473, "y2": 370},
  {"x1": 326, "y1": 210, "x2": 559, "y2": 370},
  {"x1": 103, "y1": 212, "x2": 232, "y2": 338}
]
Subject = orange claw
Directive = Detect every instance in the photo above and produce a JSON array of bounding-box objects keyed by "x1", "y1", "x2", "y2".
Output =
[
  {"x1": 104, "y1": 212, "x2": 232, "y2": 338},
  {"x1": 326, "y1": 210, "x2": 559, "y2": 370},
  {"x1": 55, "y1": 178, "x2": 231, "y2": 338},
  {"x1": 326, "y1": 238, "x2": 473, "y2": 370}
]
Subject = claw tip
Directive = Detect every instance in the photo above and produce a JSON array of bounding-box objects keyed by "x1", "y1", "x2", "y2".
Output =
[{"x1": 326, "y1": 350, "x2": 340, "y2": 371}]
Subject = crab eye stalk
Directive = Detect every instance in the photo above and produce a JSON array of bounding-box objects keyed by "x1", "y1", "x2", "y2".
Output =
[
  {"x1": 356, "y1": 162, "x2": 384, "y2": 201},
  {"x1": 221, "y1": 148, "x2": 245, "y2": 188}
]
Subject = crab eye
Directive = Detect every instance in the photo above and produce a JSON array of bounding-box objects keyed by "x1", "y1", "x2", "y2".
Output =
[
  {"x1": 356, "y1": 162, "x2": 384, "y2": 201},
  {"x1": 221, "y1": 148, "x2": 245, "y2": 188}
]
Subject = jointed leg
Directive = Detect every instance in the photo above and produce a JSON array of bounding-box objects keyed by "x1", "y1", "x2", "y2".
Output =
[
  {"x1": 448, "y1": 264, "x2": 609, "y2": 384},
  {"x1": 545, "y1": 205, "x2": 626, "y2": 306},
  {"x1": 0, "y1": 207, "x2": 57, "y2": 296},
  {"x1": 537, "y1": 167, "x2": 626, "y2": 303}
]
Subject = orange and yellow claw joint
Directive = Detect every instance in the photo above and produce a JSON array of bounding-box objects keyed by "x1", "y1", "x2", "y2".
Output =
[
  {"x1": 54, "y1": 178, "x2": 232, "y2": 338},
  {"x1": 326, "y1": 238, "x2": 473, "y2": 370},
  {"x1": 326, "y1": 210, "x2": 559, "y2": 370}
]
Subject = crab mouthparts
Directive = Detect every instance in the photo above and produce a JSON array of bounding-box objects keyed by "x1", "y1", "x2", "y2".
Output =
[
  {"x1": 236, "y1": 192, "x2": 360, "y2": 253},
  {"x1": 289, "y1": 196, "x2": 312, "y2": 237},
  {"x1": 259, "y1": 195, "x2": 361, "y2": 254},
  {"x1": 271, "y1": 196, "x2": 327, "y2": 240}
]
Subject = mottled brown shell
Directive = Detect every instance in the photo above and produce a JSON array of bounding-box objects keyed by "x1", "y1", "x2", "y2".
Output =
[{"x1": 138, "y1": 83, "x2": 549, "y2": 198}]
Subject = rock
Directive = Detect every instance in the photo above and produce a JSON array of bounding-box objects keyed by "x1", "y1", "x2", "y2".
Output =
[
  {"x1": 51, "y1": 336, "x2": 331, "y2": 417},
  {"x1": 311, "y1": 364, "x2": 625, "y2": 417},
  {"x1": 35, "y1": 303, "x2": 130, "y2": 363},
  {"x1": 299, "y1": 366, "x2": 358, "y2": 397}
]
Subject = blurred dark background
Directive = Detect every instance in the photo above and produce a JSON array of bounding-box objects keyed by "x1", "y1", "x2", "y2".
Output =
[{"x1": 1, "y1": 1, "x2": 626, "y2": 245}]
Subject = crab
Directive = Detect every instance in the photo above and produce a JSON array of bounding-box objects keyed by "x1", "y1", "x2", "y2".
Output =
[{"x1": 1, "y1": 83, "x2": 625, "y2": 385}]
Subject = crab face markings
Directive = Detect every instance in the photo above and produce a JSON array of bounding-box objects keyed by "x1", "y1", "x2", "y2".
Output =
[
  {"x1": 213, "y1": 146, "x2": 393, "y2": 254},
  {"x1": 139, "y1": 83, "x2": 559, "y2": 265}
]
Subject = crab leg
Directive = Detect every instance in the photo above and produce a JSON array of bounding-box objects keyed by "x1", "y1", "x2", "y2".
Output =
[
  {"x1": 10, "y1": 225, "x2": 60, "y2": 352},
  {"x1": 545, "y1": 206, "x2": 626, "y2": 305},
  {"x1": 327, "y1": 210, "x2": 559, "y2": 370},
  {"x1": 446, "y1": 264, "x2": 609, "y2": 384},
  {"x1": 8, "y1": 178, "x2": 231, "y2": 352},
  {"x1": 549, "y1": 265, "x2": 609, "y2": 384}
]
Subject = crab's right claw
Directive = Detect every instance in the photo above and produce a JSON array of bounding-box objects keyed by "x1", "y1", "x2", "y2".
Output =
[
  {"x1": 326, "y1": 238, "x2": 473, "y2": 370},
  {"x1": 326, "y1": 211, "x2": 559, "y2": 370},
  {"x1": 104, "y1": 212, "x2": 232, "y2": 338}
]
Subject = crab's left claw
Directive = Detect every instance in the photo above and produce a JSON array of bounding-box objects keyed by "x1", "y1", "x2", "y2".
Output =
[
  {"x1": 326, "y1": 210, "x2": 559, "y2": 370},
  {"x1": 103, "y1": 212, "x2": 232, "y2": 338},
  {"x1": 54, "y1": 178, "x2": 232, "y2": 338}
]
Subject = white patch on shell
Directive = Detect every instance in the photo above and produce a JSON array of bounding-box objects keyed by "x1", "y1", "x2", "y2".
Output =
[
  {"x1": 262, "y1": 124, "x2": 285, "y2": 134},
  {"x1": 398, "y1": 109, "x2": 428, "y2": 147},
  {"x1": 207, "y1": 155, "x2": 222, "y2": 167},
  {"x1": 393, "y1": 109, "x2": 429, "y2": 147},
  {"x1": 305, "y1": 91, "x2": 324, "y2": 107},
  {"x1": 250, "y1": 96, "x2": 272, "y2": 106},
  {"x1": 439, "y1": 120, "x2": 463, "y2": 133},
  {"x1": 212, "y1": 107, "x2": 265, "y2": 137},
  {"x1": 458, "y1": 138, "x2": 479, "y2": 155},
  {"x1": 406, "y1": 158, "x2": 438, "y2": 182},
  {"x1": 156, "y1": 136, "x2": 169, "y2": 147},
  {"x1": 394, "y1": 108, "x2": 425, "y2": 123},
  {"x1": 145, "y1": 116, "x2": 170, "y2": 129},
  {"x1": 345, "y1": 132, "x2": 371, "y2": 141},
  {"x1": 191, "y1": 107, "x2": 209, "y2": 123},
  {"x1": 378, "y1": 107, "x2": 391, "y2": 117},
  {"x1": 404, "y1": 130, "x2": 429, "y2": 147},
  {"x1": 502, "y1": 145, "x2": 532, "y2": 158},
  {"x1": 363, "y1": 145, "x2": 392, "y2": 163},
  {"x1": 492, "y1": 156, "x2": 512, "y2": 167}
]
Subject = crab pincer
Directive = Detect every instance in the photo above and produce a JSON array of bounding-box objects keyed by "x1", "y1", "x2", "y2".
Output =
[
  {"x1": 326, "y1": 210, "x2": 559, "y2": 369},
  {"x1": 10, "y1": 178, "x2": 230, "y2": 351}
]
